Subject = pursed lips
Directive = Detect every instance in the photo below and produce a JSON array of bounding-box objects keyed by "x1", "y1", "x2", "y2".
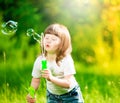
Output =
[{"x1": 45, "y1": 44, "x2": 50, "y2": 48}]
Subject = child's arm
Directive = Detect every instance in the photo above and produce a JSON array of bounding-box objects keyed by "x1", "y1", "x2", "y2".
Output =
[
  {"x1": 42, "y1": 70, "x2": 74, "y2": 88},
  {"x1": 28, "y1": 78, "x2": 40, "y2": 98},
  {"x1": 26, "y1": 78, "x2": 40, "y2": 103},
  {"x1": 49, "y1": 74, "x2": 75, "y2": 88},
  {"x1": 30, "y1": 78, "x2": 40, "y2": 90}
]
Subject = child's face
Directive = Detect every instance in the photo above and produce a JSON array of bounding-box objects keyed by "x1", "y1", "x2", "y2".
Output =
[{"x1": 43, "y1": 34, "x2": 61, "y2": 53}]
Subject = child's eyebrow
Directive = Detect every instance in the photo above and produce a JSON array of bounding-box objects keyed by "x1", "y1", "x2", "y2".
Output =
[{"x1": 54, "y1": 33, "x2": 59, "y2": 37}]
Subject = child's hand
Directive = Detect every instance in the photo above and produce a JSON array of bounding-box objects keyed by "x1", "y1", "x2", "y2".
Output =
[
  {"x1": 26, "y1": 94, "x2": 36, "y2": 103},
  {"x1": 41, "y1": 69, "x2": 52, "y2": 81}
]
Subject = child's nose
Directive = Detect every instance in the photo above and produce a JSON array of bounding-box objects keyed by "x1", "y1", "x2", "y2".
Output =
[{"x1": 46, "y1": 38, "x2": 51, "y2": 43}]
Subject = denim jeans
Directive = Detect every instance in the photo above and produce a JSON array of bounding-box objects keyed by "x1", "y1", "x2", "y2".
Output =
[{"x1": 47, "y1": 85, "x2": 84, "y2": 103}]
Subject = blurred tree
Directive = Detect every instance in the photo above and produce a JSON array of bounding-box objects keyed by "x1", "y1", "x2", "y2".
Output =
[
  {"x1": 0, "y1": 0, "x2": 120, "y2": 71},
  {"x1": 101, "y1": 0, "x2": 120, "y2": 60}
]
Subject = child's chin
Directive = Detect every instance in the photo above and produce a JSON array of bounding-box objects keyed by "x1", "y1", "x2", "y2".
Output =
[{"x1": 45, "y1": 49, "x2": 52, "y2": 52}]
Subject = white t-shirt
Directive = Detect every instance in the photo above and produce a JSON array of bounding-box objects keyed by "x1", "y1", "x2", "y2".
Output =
[{"x1": 32, "y1": 55, "x2": 78, "y2": 95}]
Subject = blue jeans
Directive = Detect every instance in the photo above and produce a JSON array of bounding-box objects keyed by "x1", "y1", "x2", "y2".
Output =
[{"x1": 47, "y1": 85, "x2": 84, "y2": 103}]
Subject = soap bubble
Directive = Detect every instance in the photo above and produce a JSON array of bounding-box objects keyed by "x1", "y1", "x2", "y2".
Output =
[
  {"x1": 26, "y1": 28, "x2": 34, "y2": 37},
  {"x1": 26, "y1": 28, "x2": 43, "y2": 44},
  {"x1": 27, "y1": 28, "x2": 45, "y2": 56},
  {"x1": 1, "y1": 20, "x2": 18, "y2": 35},
  {"x1": 33, "y1": 33, "x2": 41, "y2": 44}
]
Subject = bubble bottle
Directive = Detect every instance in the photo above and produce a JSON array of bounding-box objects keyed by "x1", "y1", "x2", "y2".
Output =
[
  {"x1": 41, "y1": 54, "x2": 47, "y2": 70},
  {"x1": 41, "y1": 33, "x2": 47, "y2": 70}
]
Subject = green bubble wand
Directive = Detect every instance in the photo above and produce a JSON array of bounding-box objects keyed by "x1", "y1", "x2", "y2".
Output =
[
  {"x1": 26, "y1": 28, "x2": 47, "y2": 70},
  {"x1": 26, "y1": 28, "x2": 47, "y2": 98},
  {"x1": 24, "y1": 86, "x2": 35, "y2": 98},
  {"x1": 40, "y1": 32, "x2": 47, "y2": 70}
]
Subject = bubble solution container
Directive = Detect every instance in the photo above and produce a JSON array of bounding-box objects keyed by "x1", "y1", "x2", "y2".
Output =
[{"x1": 41, "y1": 58, "x2": 47, "y2": 70}]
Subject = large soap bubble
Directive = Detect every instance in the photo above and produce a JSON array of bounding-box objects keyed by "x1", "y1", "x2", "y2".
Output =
[
  {"x1": 26, "y1": 28, "x2": 44, "y2": 44},
  {"x1": 1, "y1": 20, "x2": 18, "y2": 35},
  {"x1": 26, "y1": 28, "x2": 45, "y2": 56}
]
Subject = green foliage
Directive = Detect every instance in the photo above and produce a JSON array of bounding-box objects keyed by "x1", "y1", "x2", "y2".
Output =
[{"x1": 0, "y1": 0, "x2": 120, "y2": 68}]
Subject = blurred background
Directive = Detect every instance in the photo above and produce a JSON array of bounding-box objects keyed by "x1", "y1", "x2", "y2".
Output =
[{"x1": 0, "y1": 0, "x2": 120, "y2": 103}]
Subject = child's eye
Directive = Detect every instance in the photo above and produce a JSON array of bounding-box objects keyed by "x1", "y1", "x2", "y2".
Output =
[
  {"x1": 45, "y1": 37, "x2": 49, "y2": 40},
  {"x1": 52, "y1": 38, "x2": 56, "y2": 41}
]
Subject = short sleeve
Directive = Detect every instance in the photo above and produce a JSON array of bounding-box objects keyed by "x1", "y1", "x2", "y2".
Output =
[
  {"x1": 32, "y1": 56, "x2": 42, "y2": 78},
  {"x1": 62, "y1": 55, "x2": 76, "y2": 76}
]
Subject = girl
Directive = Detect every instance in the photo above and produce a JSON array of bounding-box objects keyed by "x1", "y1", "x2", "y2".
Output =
[{"x1": 26, "y1": 23, "x2": 84, "y2": 103}]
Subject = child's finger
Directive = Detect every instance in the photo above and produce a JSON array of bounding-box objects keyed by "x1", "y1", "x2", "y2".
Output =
[
  {"x1": 29, "y1": 98, "x2": 36, "y2": 103},
  {"x1": 26, "y1": 94, "x2": 36, "y2": 103},
  {"x1": 41, "y1": 70, "x2": 49, "y2": 73}
]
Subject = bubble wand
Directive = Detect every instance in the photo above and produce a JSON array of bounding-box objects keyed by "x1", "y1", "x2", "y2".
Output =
[
  {"x1": 26, "y1": 86, "x2": 35, "y2": 98},
  {"x1": 27, "y1": 28, "x2": 47, "y2": 69},
  {"x1": 26, "y1": 28, "x2": 47, "y2": 98},
  {"x1": 41, "y1": 33, "x2": 47, "y2": 70}
]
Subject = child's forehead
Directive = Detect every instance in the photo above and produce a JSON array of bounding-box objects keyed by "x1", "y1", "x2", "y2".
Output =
[{"x1": 45, "y1": 34, "x2": 59, "y2": 38}]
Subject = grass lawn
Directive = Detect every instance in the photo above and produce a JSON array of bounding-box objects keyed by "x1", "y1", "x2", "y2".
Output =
[{"x1": 0, "y1": 63, "x2": 120, "y2": 103}]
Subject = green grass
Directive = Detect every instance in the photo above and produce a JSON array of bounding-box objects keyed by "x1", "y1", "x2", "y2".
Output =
[
  {"x1": 0, "y1": 62, "x2": 120, "y2": 103},
  {"x1": 76, "y1": 73, "x2": 120, "y2": 103}
]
